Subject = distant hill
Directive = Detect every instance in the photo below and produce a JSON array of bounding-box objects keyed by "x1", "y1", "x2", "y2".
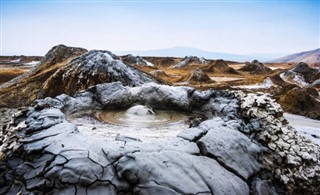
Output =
[
  {"x1": 273, "y1": 48, "x2": 320, "y2": 64},
  {"x1": 115, "y1": 47, "x2": 282, "y2": 62}
]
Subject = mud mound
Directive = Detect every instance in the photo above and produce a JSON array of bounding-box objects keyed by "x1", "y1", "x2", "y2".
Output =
[
  {"x1": 0, "y1": 46, "x2": 160, "y2": 108},
  {"x1": 159, "y1": 57, "x2": 176, "y2": 67},
  {"x1": 122, "y1": 54, "x2": 154, "y2": 66},
  {"x1": 143, "y1": 57, "x2": 176, "y2": 67},
  {"x1": 280, "y1": 62, "x2": 320, "y2": 87},
  {"x1": 40, "y1": 50, "x2": 159, "y2": 98},
  {"x1": 203, "y1": 59, "x2": 239, "y2": 74},
  {"x1": 186, "y1": 68, "x2": 212, "y2": 83},
  {"x1": 279, "y1": 87, "x2": 320, "y2": 119},
  {"x1": 173, "y1": 56, "x2": 207, "y2": 68},
  {"x1": 0, "y1": 44, "x2": 87, "y2": 108},
  {"x1": 270, "y1": 74, "x2": 295, "y2": 87},
  {"x1": 239, "y1": 60, "x2": 272, "y2": 74}
]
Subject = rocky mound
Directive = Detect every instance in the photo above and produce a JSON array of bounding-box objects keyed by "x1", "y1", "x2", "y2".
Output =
[
  {"x1": 0, "y1": 82, "x2": 319, "y2": 194},
  {"x1": 173, "y1": 56, "x2": 207, "y2": 68},
  {"x1": 0, "y1": 44, "x2": 87, "y2": 108},
  {"x1": 279, "y1": 87, "x2": 320, "y2": 119},
  {"x1": 122, "y1": 54, "x2": 154, "y2": 66},
  {"x1": 280, "y1": 62, "x2": 320, "y2": 87},
  {"x1": 240, "y1": 60, "x2": 272, "y2": 74},
  {"x1": 203, "y1": 59, "x2": 238, "y2": 74}
]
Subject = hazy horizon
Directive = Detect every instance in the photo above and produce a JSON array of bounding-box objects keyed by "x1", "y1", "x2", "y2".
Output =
[{"x1": 1, "y1": 0, "x2": 319, "y2": 56}]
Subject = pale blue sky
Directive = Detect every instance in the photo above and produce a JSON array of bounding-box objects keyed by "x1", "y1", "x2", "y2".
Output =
[{"x1": 1, "y1": 0, "x2": 319, "y2": 55}]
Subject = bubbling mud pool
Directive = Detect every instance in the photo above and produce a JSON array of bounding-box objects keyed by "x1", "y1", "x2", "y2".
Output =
[{"x1": 68, "y1": 105, "x2": 190, "y2": 141}]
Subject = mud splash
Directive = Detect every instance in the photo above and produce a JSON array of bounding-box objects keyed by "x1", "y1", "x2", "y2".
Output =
[{"x1": 68, "y1": 105, "x2": 189, "y2": 141}]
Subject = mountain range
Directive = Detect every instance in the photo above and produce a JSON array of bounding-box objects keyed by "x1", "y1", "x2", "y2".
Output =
[
  {"x1": 272, "y1": 48, "x2": 320, "y2": 64},
  {"x1": 115, "y1": 47, "x2": 288, "y2": 62}
]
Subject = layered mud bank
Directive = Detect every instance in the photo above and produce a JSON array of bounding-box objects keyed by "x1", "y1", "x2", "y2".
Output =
[{"x1": 0, "y1": 82, "x2": 319, "y2": 194}]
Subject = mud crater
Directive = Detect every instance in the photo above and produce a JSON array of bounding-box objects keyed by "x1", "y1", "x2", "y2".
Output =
[{"x1": 68, "y1": 105, "x2": 190, "y2": 141}]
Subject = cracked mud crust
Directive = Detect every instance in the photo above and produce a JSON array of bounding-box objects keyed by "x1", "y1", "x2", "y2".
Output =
[{"x1": 0, "y1": 83, "x2": 319, "y2": 194}]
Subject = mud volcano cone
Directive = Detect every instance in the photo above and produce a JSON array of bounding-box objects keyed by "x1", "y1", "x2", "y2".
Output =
[
  {"x1": 239, "y1": 60, "x2": 271, "y2": 74},
  {"x1": 203, "y1": 59, "x2": 238, "y2": 74},
  {"x1": 186, "y1": 68, "x2": 212, "y2": 83}
]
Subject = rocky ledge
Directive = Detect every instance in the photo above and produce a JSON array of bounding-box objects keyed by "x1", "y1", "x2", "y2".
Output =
[{"x1": 0, "y1": 82, "x2": 319, "y2": 194}]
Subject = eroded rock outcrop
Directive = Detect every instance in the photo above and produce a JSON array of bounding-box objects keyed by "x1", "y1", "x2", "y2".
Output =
[{"x1": 1, "y1": 82, "x2": 319, "y2": 194}]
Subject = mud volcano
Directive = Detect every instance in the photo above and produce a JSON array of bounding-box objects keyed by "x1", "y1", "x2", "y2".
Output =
[
  {"x1": 1, "y1": 82, "x2": 319, "y2": 194},
  {"x1": 69, "y1": 105, "x2": 188, "y2": 140},
  {"x1": 1, "y1": 46, "x2": 319, "y2": 194}
]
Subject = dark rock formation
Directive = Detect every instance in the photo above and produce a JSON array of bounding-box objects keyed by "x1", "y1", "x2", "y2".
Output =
[
  {"x1": 1, "y1": 82, "x2": 319, "y2": 194},
  {"x1": 240, "y1": 60, "x2": 272, "y2": 74}
]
